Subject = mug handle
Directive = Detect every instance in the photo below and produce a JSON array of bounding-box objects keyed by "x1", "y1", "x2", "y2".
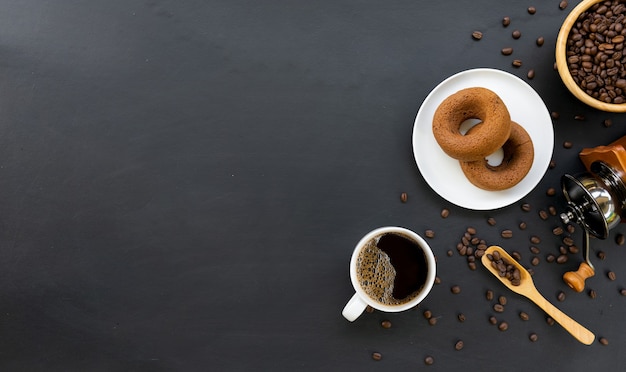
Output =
[{"x1": 342, "y1": 293, "x2": 368, "y2": 321}]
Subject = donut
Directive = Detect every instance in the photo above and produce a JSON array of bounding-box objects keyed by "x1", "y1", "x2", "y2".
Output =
[
  {"x1": 432, "y1": 87, "x2": 512, "y2": 161},
  {"x1": 459, "y1": 121, "x2": 534, "y2": 191}
]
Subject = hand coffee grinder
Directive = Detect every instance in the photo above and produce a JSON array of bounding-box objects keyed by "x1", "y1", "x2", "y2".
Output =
[{"x1": 560, "y1": 135, "x2": 626, "y2": 292}]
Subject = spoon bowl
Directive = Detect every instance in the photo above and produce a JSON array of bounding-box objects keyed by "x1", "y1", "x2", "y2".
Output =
[{"x1": 481, "y1": 246, "x2": 595, "y2": 345}]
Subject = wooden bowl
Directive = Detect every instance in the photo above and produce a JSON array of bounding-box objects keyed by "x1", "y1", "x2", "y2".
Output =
[{"x1": 555, "y1": 0, "x2": 626, "y2": 112}]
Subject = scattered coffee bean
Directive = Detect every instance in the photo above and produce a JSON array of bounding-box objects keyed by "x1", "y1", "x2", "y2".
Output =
[
  {"x1": 502, "y1": 16, "x2": 511, "y2": 27},
  {"x1": 551, "y1": 111, "x2": 560, "y2": 120},
  {"x1": 454, "y1": 340, "x2": 464, "y2": 351},
  {"x1": 616, "y1": 233, "x2": 625, "y2": 245},
  {"x1": 567, "y1": 224, "x2": 576, "y2": 234},
  {"x1": 447, "y1": 250, "x2": 453, "y2": 257},
  {"x1": 608, "y1": 271, "x2": 617, "y2": 281},
  {"x1": 536, "y1": 36, "x2": 545, "y2": 46},
  {"x1": 520, "y1": 311, "x2": 529, "y2": 321},
  {"x1": 425, "y1": 229, "x2": 435, "y2": 239},
  {"x1": 366, "y1": 305, "x2": 374, "y2": 313},
  {"x1": 468, "y1": 262, "x2": 477, "y2": 271},
  {"x1": 549, "y1": 206, "x2": 557, "y2": 216},
  {"x1": 458, "y1": 313, "x2": 466, "y2": 322},
  {"x1": 546, "y1": 187, "x2": 556, "y2": 196},
  {"x1": 512, "y1": 59, "x2": 522, "y2": 67},
  {"x1": 451, "y1": 285, "x2": 461, "y2": 294},
  {"x1": 563, "y1": 141, "x2": 573, "y2": 149},
  {"x1": 440, "y1": 208, "x2": 450, "y2": 218},
  {"x1": 529, "y1": 333, "x2": 538, "y2": 342},
  {"x1": 549, "y1": 159, "x2": 556, "y2": 169},
  {"x1": 620, "y1": 288, "x2": 626, "y2": 296},
  {"x1": 372, "y1": 352, "x2": 382, "y2": 361},
  {"x1": 604, "y1": 118, "x2": 613, "y2": 127},
  {"x1": 434, "y1": 276, "x2": 441, "y2": 284},
  {"x1": 511, "y1": 251, "x2": 521, "y2": 261},
  {"x1": 557, "y1": 254, "x2": 568, "y2": 264},
  {"x1": 530, "y1": 246, "x2": 540, "y2": 255},
  {"x1": 546, "y1": 317, "x2": 555, "y2": 326},
  {"x1": 546, "y1": 254, "x2": 556, "y2": 263},
  {"x1": 498, "y1": 321, "x2": 509, "y2": 331},
  {"x1": 528, "y1": 6, "x2": 536, "y2": 14},
  {"x1": 498, "y1": 296, "x2": 507, "y2": 306},
  {"x1": 467, "y1": 227, "x2": 477, "y2": 235},
  {"x1": 527, "y1": 69, "x2": 535, "y2": 79},
  {"x1": 589, "y1": 289, "x2": 597, "y2": 299},
  {"x1": 552, "y1": 226, "x2": 564, "y2": 235},
  {"x1": 519, "y1": 222, "x2": 527, "y2": 230},
  {"x1": 512, "y1": 30, "x2": 521, "y2": 39},
  {"x1": 486, "y1": 290, "x2": 494, "y2": 301},
  {"x1": 530, "y1": 236, "x2": 541, "y2": 244},
  {"x1": 381, "y1": 320, "x2": 392, "y2": 329},
  {"x1": 424, "y1": 356, "x2": 434, "y2": 365},
  {"x1": 521, "y1": 203, "x2": 531, "y2": 212},
  {"x1": 472, "y1": 30, "x2": 483, "y2": 40},
  {"x1": 400, "y1": 192, "x2": 408, "y2": 203},
  {"x1": 487, "y1": 217, "x2": 497, "y2": 226},
  {"x1": 501, "y1": 47, "x2": 513, "y2": 55},
  {"x1": 428, "y1": 317, "x2": 437, "y2": 326},
  {"x1": 423, "y1": 310, "x2": 432, "y2": 319},
  {"x1": 568, "y1": 245, "x2": 579, "y2": 254},
  {"x1": 563, "y1": 236, "x2": 574, "y2": 246},
  {"x1": 531, "y1": 257, "x2": 540, "y2": 266},
  {"x1": 494, "y1": 304, "x2": 505, "y2": 313},
  {"x1": 501, "y1": 230, "x2": 513, "y2": 238},
  {"x1": 599, "y1": 337, "x2": 609, "y2": 346},
  {"x1": 559, "y1": 0, "x2": 568, "y2": 10},
  {"x1": 598, "y1": 251, "x2": 606, "y2": 260},
  {"x1": 557, "y1": 291, "x2": 566, "y2": 302},
  {"x1": 489, "y1": 316, "x2": 498, "y2": 325},
  {"x1": 559, "y1": 246, "x2": 568, "y2": 255},
  {"x1": 539, "y1": 210, "x2": 548, "y2": 220}
]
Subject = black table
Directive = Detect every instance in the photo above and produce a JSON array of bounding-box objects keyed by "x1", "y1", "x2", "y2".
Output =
[{"x1": 1, "y1": 0, "x2": 625, "y2": 370}]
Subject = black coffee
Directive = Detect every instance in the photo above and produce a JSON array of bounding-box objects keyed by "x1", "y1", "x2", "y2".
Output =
[{"x1": 356, "y1": 233, "x2": 429, "y2": 305}]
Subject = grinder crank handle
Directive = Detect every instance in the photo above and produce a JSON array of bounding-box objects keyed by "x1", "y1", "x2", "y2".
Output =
[{"x1": 563, "y1": 229, "x2": 595, "y2": 292}]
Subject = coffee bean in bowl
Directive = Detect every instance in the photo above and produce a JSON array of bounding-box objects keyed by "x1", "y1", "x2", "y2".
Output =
[{"x1": 556, "y1": 0, "x2": 626, "y2": 112}]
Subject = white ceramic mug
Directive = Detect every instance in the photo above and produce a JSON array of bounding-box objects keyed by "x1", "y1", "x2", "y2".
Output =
[{"x1": 342, "y1": 226, "x2": 437, "y2": 321}]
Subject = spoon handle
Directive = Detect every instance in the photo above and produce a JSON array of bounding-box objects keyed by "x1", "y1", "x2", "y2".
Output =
[{"x1": 530, "y1": 291, "x2": 595, "y2": 345}]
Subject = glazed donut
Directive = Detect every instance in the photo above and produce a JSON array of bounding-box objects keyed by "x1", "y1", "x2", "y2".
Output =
[
  {"x1": 459, "y1": 121, "x2": 534, "y2": 191},
  {"x1": 432, "y1": 87, "x2": 512, "y2": 161}
]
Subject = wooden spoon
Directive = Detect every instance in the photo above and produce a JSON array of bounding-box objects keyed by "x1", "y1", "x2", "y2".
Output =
[{"x1": 481, "y1": 245, "x2": 595, "y2": 345}]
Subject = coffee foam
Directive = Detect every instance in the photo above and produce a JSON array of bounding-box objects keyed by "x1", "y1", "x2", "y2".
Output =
[{"x1": 355, "y1": 234, "x2": 423, "y2": 306}]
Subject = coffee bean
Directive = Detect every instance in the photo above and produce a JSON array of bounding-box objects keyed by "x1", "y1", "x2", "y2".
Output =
[
  {"x1": 400, "y1": 192, "x2": 408, "y2": 203},
  {"x1": 563, "y1": 141, "x2": 573, "y2": 149},
  {"x1": 487, "y1": 217, "x2": 497, "y2": 226},
  {"x1": 423, "y1": 310, "x2": 432, "y2": 319},
  {"x1": 527, "y1": 69, "x2": 535, "y2": 79},
  {"x1": 447, "y1": 250, "x2": 453, "y2": 257},
  {"x1": 441, "y1": 208, "x2": 450, "y2": 218},
  {"x1": 458, "y1": 313, "x2": 466, "y2": 322},
  {"x1": 498, "y1": 321, "x2": 509, "y2": 331},
  {"x1": 621, "y1": 288, "x2": 626, "y2": 296},
  {"x1": 381, "y1": 320, "x2": 392, "y2": 329},
  {"x1": 493, "y1": 304, "x2": 505, "y2": 313},
  {"x1": 501, "y1": 230, "x2": 513, "y2": 238},
  {"x1": 425, "y1": 229, "x2": 435, "y2": 239},
  {"x1": 598, "y1": 251, "x2": 606, "y2": 260},
  {"x1": 531, "y1": 257, "x2": 540, "y2": 266},
  {"x1": 608, "y1": 271, "x2": 617, "y2": 281},
  {"x1": 434, "y1": 276, "x2": 441, "y2": 284},
  {"x1": 498, "y1": 296, "x2": 507, "y2": 306},
  {"x1": 366, "y1": 305, "x2": 374, "y2": 313},
  {"x1": 546, "y1": 317, "x2": 555, "y2": 326},
  {"x1": 486, "y1": 290, "x2": 494, "y2": 301},
  {"x1": 557, "y1": 254, "x2": 568, "y2": 264},
  {"x1": 529, "y1": 333, "x2": 538, "y2": 342},
  {"x1": 502, "y1": 16, "x2": 511, "y2": 27},
  {"x1": 489, "y1": 316, "x2": 498, "y2": 325},
  {"x1": 599, "y1": 337, "x2": 609, "y2": 346},
  {"x1": 521, "y1": 203, "x2": 531, "y2": 212},
  {"x1": 557, "y1": 291, "x2": 566, "y2": 302},
  {"x1": 549, "y1": 159, "x2": 556, "y2": 169},
  {"x1": 616, "y1": 233, "x2": 625, "y2": 245},
  {"x1": 563, "y1": 236, "x2": 574, "y2": 246},
  {"x1": 568, "y1": 245, "x2": 579, "y2": 254},
  {"x1": 567, "y1": 224, "x2": 576, "y2": 234},
  {"x1": 501, "y1": 47, "x2": 513, "y2": 55},
  {"x1": 424, "y1": 356, "x2": 434, "y2": 365},
  {"x1": 467, "y1": 227, "x2": 477, "y2": 235},
  {"x1": 574, "y1": 114, "x2": 585, "y2": 121},
  {"x1": 546, "y1": 254, "x2": 556, "y2": 263},
  {"x1": 589, "y1": 289, "x2": 597, "y2": 299},
  {"x1": 468, "y1": 262, "x2": 477, "y2": 271},
  {"x1": 454, "y1": 340, "x2": 464, "y2": 351},
  {"x1": 551, "y1": 111, "x2": 560, "y2": 120},
  {"x1": 472, "y1": 30, "x2": 483, "y2": 40},
  {"x1": 528, "y1": 6, "x2": 536, "y2": 14},
  {"x1": 512, "y1": 59, "x2": 522, "y2": 67},
  {"x1": 372, "y1": 352, "x2": 382, "y2": 361},
  {"x1": 520, "y1": 311, "x2": 529, "y2": 321},
  {"x1": 428, "y1": 317, "x2": 437, "y2": 326},
  {"x1": 539, "y1": 210, "x2": 548, "y2": 220},
  {"x1": 512, "y1": 30, "x2": 521, "y2": 39},
  {"x1": 530, "y1": 236, "x2": 541, "y2": 244},
  {"x1": 604, "y1": 118, "x2": 613, "y2": 127},
  {"x1": 546, "y1": 187, "x2": 556, "y2": 196},
  {"x1": 536, "y1": 36, "x2": 545, "y2": 46},
  {"x1": 519, "y1": 221, "x2": 527, "y2": 230},
  {"x1": 451, "y1": 285, "x2": 461, "y2": 294},
  {"x1": 559, "y1": 0, "x2": 568, "y2": 10},
  {"x1": 530, "y1": 246, "x2": 540, "y2": 255},
  {"x1": 552, "y1": 226, "x2": 564, "y2": 235}
]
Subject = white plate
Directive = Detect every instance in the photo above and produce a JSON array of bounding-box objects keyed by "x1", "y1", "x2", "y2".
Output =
[{"x1": 412, "y1": 68, "x2": 554, "y2": 210}]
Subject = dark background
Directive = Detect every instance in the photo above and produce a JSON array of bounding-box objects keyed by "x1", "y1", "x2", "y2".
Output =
[{"x1": 0, "y1": 0, "x2": 625, "y2": 370}]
